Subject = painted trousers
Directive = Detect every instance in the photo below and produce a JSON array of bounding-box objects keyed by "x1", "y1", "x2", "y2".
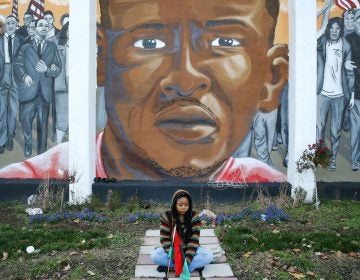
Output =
[
  {"x1": 253, "y1": 109, "x2": 278, "y2": 167},
  {"x1": 350, "y1": 99, "x2": 360, "y2": 166},
  {"x1": 316, "y1": 94, "x2": 346, "y2": 161},
  {"x1": 151, "y1": 246, "x2": 213, "y2": 272}
]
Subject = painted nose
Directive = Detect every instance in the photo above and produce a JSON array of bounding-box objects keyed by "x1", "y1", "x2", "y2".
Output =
[{"x1": 160, "y1": 48, "x2": 211, "y2": 98}]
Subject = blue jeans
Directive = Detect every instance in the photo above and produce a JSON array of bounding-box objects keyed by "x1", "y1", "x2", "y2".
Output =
[{"x1": 151, "y1": 246, "x2": 213, "y2": 272}]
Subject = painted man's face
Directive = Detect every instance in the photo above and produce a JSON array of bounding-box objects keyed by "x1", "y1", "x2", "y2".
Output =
[
  {"x1": 24, "y1": 14, "x2": 33, "y2": 26},
  {"x1": 355, "y1": 17, "x2": 360, "y2": 34},
  {"x1": 5, "y1": 17, "x2": 17, "y2": 35},
  {"x1": 344, "y1": 13, "x2": 355, "y2": 31},
  {"x1": 27, "y1": 21, "x2": 35, "y2": 37},
  {"x1": 101, "y1": 0, "x2": 287, "y2": 177},
  {"x1": 330, "y1": 22, "x2": 341, "y2": 42},
  {"x1": 44, "y1": 14, "x2": 54, "y2": 26},
  {"x1": 35, "y1": 19, "x2": 49, "y2": 38}
]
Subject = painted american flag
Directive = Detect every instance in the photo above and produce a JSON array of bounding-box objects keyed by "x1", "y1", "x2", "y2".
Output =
[
  {"x1": 11, "y1": 0, "x2": 19, "y2": 21},
  {"x1": 27, "y1": 0, "x2": 45, "y2": 19},
  {"x1": 335, "y1": 0, "x2": 360, "y2": 10}
]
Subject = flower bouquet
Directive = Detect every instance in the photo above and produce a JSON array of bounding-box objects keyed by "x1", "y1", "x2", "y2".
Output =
[{"x1": 296, "y1": 139, "x2": 332, "y2": 173}]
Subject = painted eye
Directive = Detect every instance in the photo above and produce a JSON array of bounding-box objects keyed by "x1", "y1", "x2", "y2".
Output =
[
  {"x1": 211, "y1": 37, "x2": 241, "y2": 47},
  {"x1": 133, "y1": 39, "x2": 166, "y2": 49}
]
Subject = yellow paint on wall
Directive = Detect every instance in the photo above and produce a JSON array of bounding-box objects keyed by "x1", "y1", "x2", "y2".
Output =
[{"x1": 0, "y1": 1, "x2": 68, "y2": 28}]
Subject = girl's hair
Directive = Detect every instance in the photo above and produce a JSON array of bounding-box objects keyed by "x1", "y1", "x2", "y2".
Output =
[
  {"x1": 171, "y1": 190, "x2": 193, "y2": 243},
  {"x1": 325, "y1": 17, "x2": 344, "y2": 42}
]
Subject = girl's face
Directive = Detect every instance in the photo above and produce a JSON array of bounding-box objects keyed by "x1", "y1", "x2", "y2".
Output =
[{"x1": 176, "y1": 197, "x2": 189, "y2": 216}]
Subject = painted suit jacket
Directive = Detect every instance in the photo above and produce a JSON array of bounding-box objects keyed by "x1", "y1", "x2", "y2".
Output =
[
  {"x1": 13, "y1": 38, "x2": 61, "y2": 103},
  {"x1": 0, "y1": 132, "x2": 286, "y2": 183},
  {"x1": 0, "y1": 34, "x2": 22, "y2": 87}
]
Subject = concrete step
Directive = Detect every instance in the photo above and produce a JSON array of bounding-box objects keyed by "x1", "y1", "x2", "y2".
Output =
[{"x1": 135, "y1": 229, "x2": 235, "y2": 279}]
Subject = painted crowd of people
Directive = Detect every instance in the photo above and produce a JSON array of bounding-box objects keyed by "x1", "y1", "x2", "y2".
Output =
[
  {"x1": 317, "y1": 5, "x2": 360, "y2": 172},
  {"x1": 234, "y1": 4, "x2": 360, "y2": 173},
  {"x1": 0, "y1": 11, "x2": 69, "y2": 158}
]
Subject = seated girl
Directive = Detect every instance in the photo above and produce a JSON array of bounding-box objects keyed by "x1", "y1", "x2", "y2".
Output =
[{"x1": 151, "y1": 189, "x2": 213, "y2": 276}]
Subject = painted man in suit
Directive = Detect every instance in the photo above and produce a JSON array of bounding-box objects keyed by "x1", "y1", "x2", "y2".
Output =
[
  {"x1": 13, "y1": 18, "x2": 61, "y2": 157},
  {"x1": 15, "y1": 11, "x2": 34, "y2": 39},
  {"x1": 0, "y1": 15, "x2": 22, "y2": 153},
  {"x1": 44, "y1": 10, "x2": 60, "y2": 40}
]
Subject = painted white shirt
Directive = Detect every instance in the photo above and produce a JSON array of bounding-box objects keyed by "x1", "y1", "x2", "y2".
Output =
[
  {"x1": 4, "y1": 33, "x2": 14, "y2": 63},
  {"x1": 321, "y1": 40, "x2": 344, "y2": 98}
]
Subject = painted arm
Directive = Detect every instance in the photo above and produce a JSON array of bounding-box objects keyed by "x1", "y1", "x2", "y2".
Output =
[
  {"x1": 13, "y1": 44, "x2": 29, "y2": 84},
  {"x1": 317, "y1": 0, "x2": 333, "y2": 39},
  {"x1": 344, "y1": 42, "x2": 355, "y2": 97},
  {"x1": 45, "y1": 47, "x2": 62, "y2": 78}
]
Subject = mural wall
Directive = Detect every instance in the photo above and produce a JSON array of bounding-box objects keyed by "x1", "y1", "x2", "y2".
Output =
[
  {"x1": 0, "y1": 0, "x2": 358, "y2": 184},
  {"x1": 315, "y1": 0, "x2": 360, "y2": 182},
  {"x1": 0, "y1": 0, "x2": 69, "y2": 167}
]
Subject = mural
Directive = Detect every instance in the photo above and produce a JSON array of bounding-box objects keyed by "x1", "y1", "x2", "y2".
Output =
[
  {"x1": 0, "y1": 0, "x2": 291, "y2": 184},
  {"x1": 315, "y1": 0, "x2": 360, "y2": 181},
  {"x1": 94, "y1": 0, "x2": 290, "y2": 184},
  {"x1": 0, "y1": 0, "x2": 68, "y2": 163}
]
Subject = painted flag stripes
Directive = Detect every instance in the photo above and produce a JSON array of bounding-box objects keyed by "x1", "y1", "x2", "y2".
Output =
[
  {"x1": 27, "y1": 0, "x2": 45, "y2": 19},
  {"x1": 11, "y1": 0, "x2": 19, "y2": 21},
  {"x1": 335, "y1": 0, "x2": 360, "y2": 10}
]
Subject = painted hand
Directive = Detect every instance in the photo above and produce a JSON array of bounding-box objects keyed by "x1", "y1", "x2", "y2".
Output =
[
  {"x1": 345, "y1": 60, "x2": 357, "y2": 71},
  {"x1": 36, "y1": 60, "x2": 48, "y2": 73},
  {"x1": 349, "y1": 97, "x2": 355, "y2": 109},
  {"x1": 24, "y1": 75, "x2": 34, "y2": 87}
]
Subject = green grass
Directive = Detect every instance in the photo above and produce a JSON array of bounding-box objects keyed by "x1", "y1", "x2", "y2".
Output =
[
  {"x1": 223, "y1": 226, "x2": 359, "y2": 253},
  {"x1": 0, "y1": 224, "x2": 110, "y2": 256},
  {"x1": 287, "y1": 200, "x2": 360, "y2": 230},
  {"x1": 28, "y1": 256, "x2": 70, "y2": 278}
]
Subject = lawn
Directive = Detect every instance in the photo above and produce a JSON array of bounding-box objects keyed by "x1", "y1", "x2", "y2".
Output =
[{"x1": 0, "y1": 190, "x2": 359, "y2": 280}]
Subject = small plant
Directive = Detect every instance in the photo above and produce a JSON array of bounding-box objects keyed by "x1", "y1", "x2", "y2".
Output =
[
  {"x1": 35, "y1": 177, "x2": 67, "y2": 212},
  {"x1": 293, "y1": 187, "x2": 307, "y2": 207},
  {"x1": 296, "y1": 139, "x2": 332, "y2": 173},
  {"x1": 126, "y1": 211, "x2": 161, "y2": 223},
  {"x1": 29, "y1": 208, "x2": 109, "y2": 224},
  {"x1": 126, "y1": 191, "x2": 140, "y2": 212},
  {"x1": 87, "y1": 194, "x2": 103, "y2": 210},
  {"x1": 212, "y1": 206, "x2": 288, "y2": 225},
  {"x1": 106, "y1": 189, "x2": 122, "y2": 211}
]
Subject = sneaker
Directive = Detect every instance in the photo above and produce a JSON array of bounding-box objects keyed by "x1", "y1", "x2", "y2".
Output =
[
  {"x1": 329, "y1": 160, "x2": 336, "y2": 171},
  {"x1": 352, "y1": 162, "x2": 359, "y2": 171},
  {"x1": 156, "y1": 265, "x2": 168, "y2": 272}
]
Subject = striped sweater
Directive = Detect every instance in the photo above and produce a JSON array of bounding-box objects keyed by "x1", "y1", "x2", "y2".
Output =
[{"x1": 160, "y1": 210, "x2": 201, "y2": 263}]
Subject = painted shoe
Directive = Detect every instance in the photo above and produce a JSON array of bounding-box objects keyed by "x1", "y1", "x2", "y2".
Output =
[
  {"x1": 329, "y1": 160, "x2": 336, "y2": 171},
  {"x1": 352, "y1": 162, "x2": 359, "y2": 171}
]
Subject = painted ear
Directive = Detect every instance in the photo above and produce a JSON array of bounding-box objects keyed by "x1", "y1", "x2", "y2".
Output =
[
  {"x1": 258, "y1": 44, "x2": 289, "y2": 112},
  {"x1": 97, "y1": 25, "x2": 108, "y2": 87}
]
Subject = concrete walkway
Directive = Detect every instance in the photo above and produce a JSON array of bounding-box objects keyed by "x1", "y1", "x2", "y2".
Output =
[{"x1": 132, "y1": 229, "x2": 237, "y2": 280}]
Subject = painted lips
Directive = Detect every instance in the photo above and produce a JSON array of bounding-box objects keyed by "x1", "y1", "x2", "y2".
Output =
[{"x1": 155, "y1": 104, "x2": 217, "y2": 144}]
